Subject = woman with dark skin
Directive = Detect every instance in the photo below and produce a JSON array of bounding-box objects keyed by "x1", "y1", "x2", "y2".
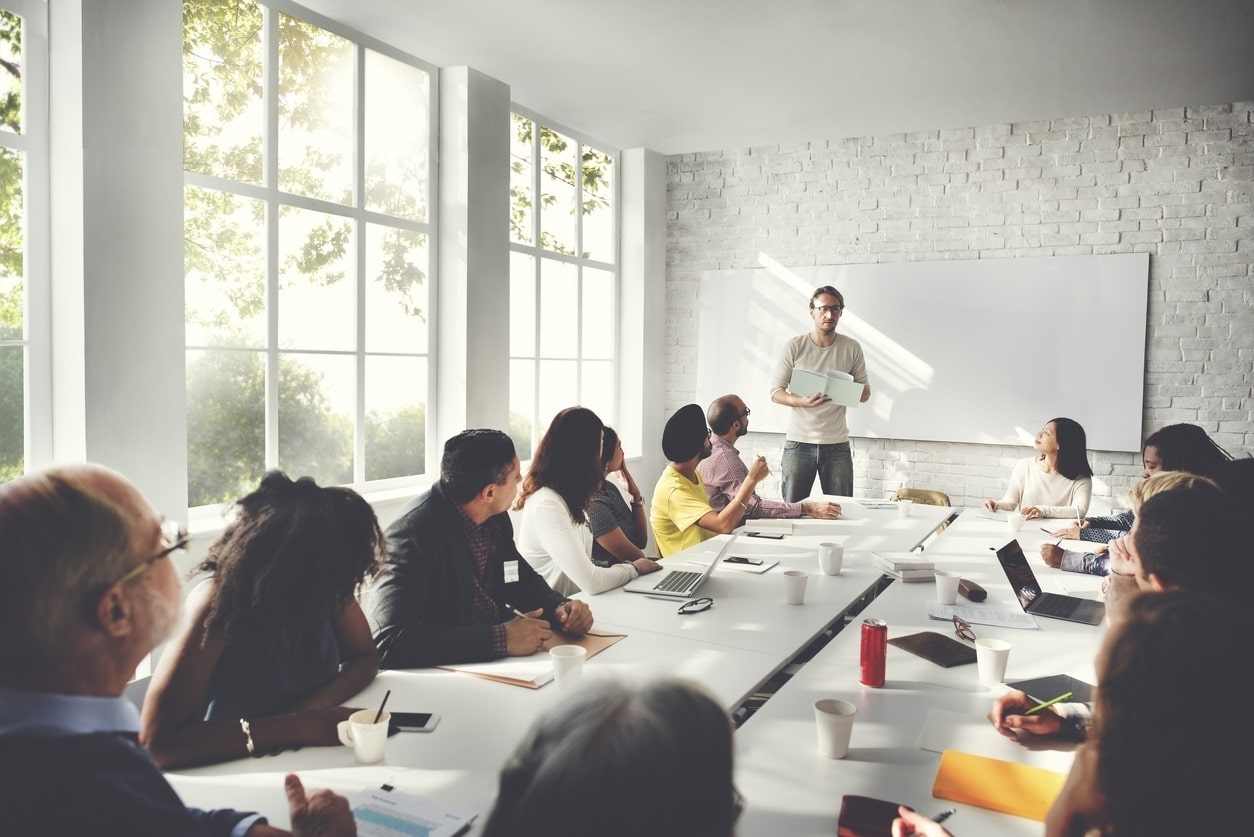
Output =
[{"x1": 141, "y1": 471, "x2": 384, "y2": 768}]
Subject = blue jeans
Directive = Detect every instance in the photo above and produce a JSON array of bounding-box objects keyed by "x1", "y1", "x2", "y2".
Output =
[{"x1": 781, "y1": 441, "x2": 853, "y2": 501}]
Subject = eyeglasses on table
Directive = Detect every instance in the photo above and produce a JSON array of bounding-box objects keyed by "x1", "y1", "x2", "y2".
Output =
[{"x1": 678, "y1": 597, "x2": 713, "y2": 615}]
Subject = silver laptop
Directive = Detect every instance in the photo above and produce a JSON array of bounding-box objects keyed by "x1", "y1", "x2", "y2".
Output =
[{"x1": 624, "y1": 534, "x2": 738, "y2": 598}]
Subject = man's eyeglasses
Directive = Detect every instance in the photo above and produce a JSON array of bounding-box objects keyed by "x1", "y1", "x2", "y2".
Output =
[
  {"x1": 952, "y1": 615, "x2": 976, "y2": 641},
  {"x1": 678, "y1": 597, "x2": 713, "y2": 615},
  {"x1": 739, "y1": 408, "x2": 751, "y2": 420},
  {"x1": 812, "y1": 304, "x2": 844, "y2": 315},
  {"x1": 113, "y1": 520, "x2": 190, "y2": 587}
]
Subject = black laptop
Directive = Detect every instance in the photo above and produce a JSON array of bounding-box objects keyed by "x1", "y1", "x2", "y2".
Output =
[{"x1": 994, "y1": 540, "x2": 1105, "y2": 625}]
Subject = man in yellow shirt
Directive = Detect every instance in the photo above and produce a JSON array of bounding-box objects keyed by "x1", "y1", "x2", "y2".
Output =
[{"x1": 650, "y1": 403, "x2": 769, "y2": 557}]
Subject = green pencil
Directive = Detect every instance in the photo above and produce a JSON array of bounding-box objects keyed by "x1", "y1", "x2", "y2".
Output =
[{"x1": 1024, "y1": 691, "x2": 1072, "y2": 715}]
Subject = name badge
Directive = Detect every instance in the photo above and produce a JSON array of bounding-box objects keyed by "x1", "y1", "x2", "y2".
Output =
[{"x1": 503, "y1": 560, "x2": 520, "y2": 584}]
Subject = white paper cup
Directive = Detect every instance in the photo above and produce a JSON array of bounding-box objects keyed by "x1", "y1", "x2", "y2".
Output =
[
  {"x1": 1007, "y1": 511, "x2": 1025, "y2": 533},
  {"x1": 337, "y1": 709, "x2": 390, "y2": 764},
  {"x1": 549, "y1": 644, "x2": 587, "y2": 688},
  {"x1": 818, "y1": 542, "x2": 844, "y2": 575},
  {"x1": 784, "y1": 570, "x2": 808, "y2": 605},
  {"x1": 898, "y1": 498, "x2": 913, "y2": 518},
  {"x1": 814, "y1": 698, "x2": 857, "y2": 759},
  {"x1": 935, "y1": 570, "x2": 961, "y2": 605},
  {"x1": 975, "y1": 638, "x2": 1012, "y2": 686}
]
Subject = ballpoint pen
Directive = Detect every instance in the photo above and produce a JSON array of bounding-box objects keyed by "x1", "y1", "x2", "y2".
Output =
[{"x1": 932, "y1": 809, "x2": 956, "y2": 824}]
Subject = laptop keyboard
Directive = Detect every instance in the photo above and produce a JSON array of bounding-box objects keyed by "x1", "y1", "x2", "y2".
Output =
[
  {"x1": 1031, "y1": 595, "x2": 1078, "y2": 617},
  {"x1": 654, "y1": 570, "x2": 701, "y2": 593}
]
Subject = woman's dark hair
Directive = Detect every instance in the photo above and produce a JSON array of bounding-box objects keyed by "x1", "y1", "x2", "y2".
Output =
[
  {"x1": 196, "y1": 471, "x2": 384, "y2": 641},
  {"x1": 1142, "y1": 423, "x2": 1232, "y2": 476},
  {"x1": 482, "y1": 678, "x2": 737, "y2": 837},
  {"x1": 1094, "y1": 591, "x2": 1253, "y2": 834},
  {"x1": 1047, "y1": 417, "x2": 1093, "y2": 481},
  {"x1": 600, "y1": 426, "x2": 620, "y2": 474},
  {"x1": 514, "y1": 407, "x2": 604, "y2": 523}
]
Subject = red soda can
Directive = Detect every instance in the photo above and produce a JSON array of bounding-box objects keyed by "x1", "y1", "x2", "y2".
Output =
[{"x1": 860, "y1": 618, "x2": 887, "y2": 687}]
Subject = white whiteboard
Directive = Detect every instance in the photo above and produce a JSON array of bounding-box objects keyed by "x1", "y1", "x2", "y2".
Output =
[{"x1": 695, "y1": 254, "x2": 1148, "y2": 452}]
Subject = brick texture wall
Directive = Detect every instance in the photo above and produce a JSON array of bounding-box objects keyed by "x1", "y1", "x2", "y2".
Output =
[{"x1": 665, "y1": 103, "x2": 1254, "y2": 511}]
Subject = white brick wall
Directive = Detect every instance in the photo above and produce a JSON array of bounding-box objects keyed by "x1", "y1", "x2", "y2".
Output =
[{"x1": 665, "y1": 103, "x2": 1254, "y2": 512}]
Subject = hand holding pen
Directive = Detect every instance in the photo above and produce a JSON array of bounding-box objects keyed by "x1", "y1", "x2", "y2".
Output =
[{"x1": 502, "y1": 603, "x2": 551, "y2": 656}]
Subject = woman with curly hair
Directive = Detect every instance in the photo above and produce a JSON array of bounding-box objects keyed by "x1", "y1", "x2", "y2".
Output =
[{"x1": 140, "y1": 471, "x2": 384, "y2": 768}]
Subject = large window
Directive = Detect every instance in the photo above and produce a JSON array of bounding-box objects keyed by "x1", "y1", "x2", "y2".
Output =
[
  {"x1": 0, "y1": 1, "x2": 45, "y2": 481},
  {"x1": 183, "y1": 0, "x2": 435, "y2": 507},
  {"x1": 508, "y1": 111, "x2": 617, "y2": 459}
]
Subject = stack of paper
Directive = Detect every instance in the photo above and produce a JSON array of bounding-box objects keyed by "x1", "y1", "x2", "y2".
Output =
[{"x1": 439, "y1": 629, "x2": 626, "y2": 688}]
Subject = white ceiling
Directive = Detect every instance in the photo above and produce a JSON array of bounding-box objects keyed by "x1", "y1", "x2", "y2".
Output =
[{"x1": 302, "y1": 0, "x2": 1254, "y2": 154}]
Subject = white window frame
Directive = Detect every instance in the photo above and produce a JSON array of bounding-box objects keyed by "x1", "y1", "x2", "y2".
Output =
[
  {"x1": 0, "y1": 0, "x2": 50, "y2": 472},
  {"x1": 508, "y1": 105, "x2": 620, "y2": 453},
  {"x1": 183, "y1": 0, "x2": 439, "y2": 516}
]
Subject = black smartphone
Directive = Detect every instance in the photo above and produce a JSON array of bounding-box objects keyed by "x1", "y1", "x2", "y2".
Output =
[
  {"x1": 724, "y1": 555, "x2": 764, "y2": 565},
  {"x1": 746, "y1": 532, "x2": 784, "y2": 540},
  {"x1": 390, "y1": 711, "x2": 440, "y2": 732}
]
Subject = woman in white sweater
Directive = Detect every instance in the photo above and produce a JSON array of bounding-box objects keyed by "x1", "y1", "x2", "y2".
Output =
[
  {"x1": 983, "y1": 417, "x2": 1094, "y2": 520},
  {"x1": 515, "y1": 407, "x2": 661, "y2": 595}
]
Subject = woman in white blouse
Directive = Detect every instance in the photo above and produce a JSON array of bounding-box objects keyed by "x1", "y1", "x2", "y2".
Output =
[
  {"x1": 515, "y1": 407, "x2": 661, "y2": 595},
  {"x1": 983, "y1": 417, "x2": 1094, "y2": 520}
]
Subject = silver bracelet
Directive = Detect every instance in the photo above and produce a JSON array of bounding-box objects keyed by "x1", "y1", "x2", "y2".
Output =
[{"x1": 239, "y1": 717, "x2": 256, "y2": 755}]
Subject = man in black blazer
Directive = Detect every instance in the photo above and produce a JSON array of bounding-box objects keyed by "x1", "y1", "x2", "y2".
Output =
[{"x1": 369, "y1": 429, "x2": 594, "y2": 669}]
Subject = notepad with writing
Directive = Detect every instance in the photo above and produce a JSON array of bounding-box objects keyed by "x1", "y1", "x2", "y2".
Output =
[
  {"x1": 932, "y1": 750, "x2": 1067, "y2": 821},
  {"x1": 439, "y1": 629, "x2": 626, "y2": 689}
]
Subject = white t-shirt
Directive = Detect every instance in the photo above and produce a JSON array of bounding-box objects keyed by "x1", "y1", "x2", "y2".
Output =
[
  {"x1": 992, "y1": 457, "x2": 1093, "y2": 518},
  {"x1": 769, "y1": 332, "x2": 869, "y2": 444}
]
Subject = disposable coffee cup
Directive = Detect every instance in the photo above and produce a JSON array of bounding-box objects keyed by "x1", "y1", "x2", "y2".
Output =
[
  {"x1": 935, "y1": 570, "x2": 961, "y2": 605},
  {"x1": 784, "y1": 570, "x2": 808, "y2": 605},
  {"x1": 814, "y1": 698, "x2": 857, "y2": 759},
  {"x1": 1007, "y1": 511, "x2": 1025, "y2": 533},
  {"x1": 975, "y1": 638, "x2": 1012, "y2": 686},
  {"x1": 549, "y1": 645, "x2": 587, "y2": 688},
  {"x1": 337, "y1": 709, "x2": 390, "y2": 764},
  {"x1": 898, "y1": 499, "x2": 913, "y2": 518},
  {"x1": 818, "y1": 542, "x2": 844, "y2": 575}
]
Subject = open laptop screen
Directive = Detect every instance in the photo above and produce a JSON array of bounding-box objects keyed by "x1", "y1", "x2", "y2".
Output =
[{"x1": 996, "y1": 540, "x2": 1043, "y2": 610}]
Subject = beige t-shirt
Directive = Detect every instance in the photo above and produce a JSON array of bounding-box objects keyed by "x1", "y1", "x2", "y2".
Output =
[{"x1": 769, "y1": 332, "x2": 869, "y2": 444}]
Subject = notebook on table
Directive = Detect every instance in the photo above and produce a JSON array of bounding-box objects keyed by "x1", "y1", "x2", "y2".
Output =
[
  {"x1": 624, "y1": 534, "x2": 737, "y2": 598},
  {"x1": 995, "y1": 540, "x2": 1105, "y2": 625}
]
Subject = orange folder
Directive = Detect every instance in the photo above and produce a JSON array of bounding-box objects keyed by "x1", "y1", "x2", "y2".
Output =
[{"x1": 932, "y1": 749, "x2": 1067, "y2": 821}]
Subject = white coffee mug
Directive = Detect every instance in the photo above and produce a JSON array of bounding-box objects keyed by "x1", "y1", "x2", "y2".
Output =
[
  {"x1": 337, "y1": 708, "x2": 389, "y2": 764},
  {"x1": 819, "y1": 542, "x2": 844, "y2": 575}
]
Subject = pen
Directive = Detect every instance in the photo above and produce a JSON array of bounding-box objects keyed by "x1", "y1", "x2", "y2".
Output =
[
  {"x1": 1040, "y1": 527, "x2": 1054, "y2": 535},
  {"x1": 504, "y1": 603, "x2": 528, "y2": 619},
  {"x1": 1024, "y1": 691, "x2": 1073, "y2": 715},
  {"x1": 933, "y1": 809, "x2": 956, "y2": 824}
]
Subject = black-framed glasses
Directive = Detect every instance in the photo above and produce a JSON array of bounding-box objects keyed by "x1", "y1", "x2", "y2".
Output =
[
  {"x1": 952, "y1": 615, "x2": 976, "y2": 641},
  {"x1": 678, "y1": 597, "x2": 713, "y2": 615},
  {"x1": 739, "y1": 408, "x2": 751, "y2": 420},
  {"x1": 812, "y1": 304, "x2": 844, "y2": 315},
  {"x1": 113, "y1": 520, "x2": 189, "y2": 587}
]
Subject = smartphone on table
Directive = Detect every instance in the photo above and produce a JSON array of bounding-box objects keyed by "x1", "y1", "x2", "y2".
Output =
[
  {"x1": 746, "y1": 532, "x2": 784, "y2": 540},
  {"x1": 724, "y1": 555, "x2": 764, "y2": 565},
  {"x1": 390, "y1": 712, "x2": 441, "y2": 733}
]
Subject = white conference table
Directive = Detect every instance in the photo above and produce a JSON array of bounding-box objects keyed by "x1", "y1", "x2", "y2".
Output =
[
  {"x1": 169, "y1": 501, "x2": 1103, "y2": 835},
  {"x1": 576, "y1": 500, "x2": 956, "y2": 658},
  {"x1": 168, "y1": 622, "x2": 780, "y2": 830},
  {"x1": 733, "y1": 509, "x2": 1108, "y2": 837}
]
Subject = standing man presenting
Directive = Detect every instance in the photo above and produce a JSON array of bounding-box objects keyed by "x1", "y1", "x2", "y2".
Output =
[
  {"x1": 699, "y1": 395, "x2": 842, "y2": 520},
  {"x1": 769, "y1": 286, "x2": 871, "y2": 501}
]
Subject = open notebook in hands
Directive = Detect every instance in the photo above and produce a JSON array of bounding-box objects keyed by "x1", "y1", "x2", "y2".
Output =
[
  {"x1": 995, "y1": 539, "x2": 1105, "y2": 625},
  {"x1": 624, "y1": 534, "x2": 738, "y2": 598}
]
